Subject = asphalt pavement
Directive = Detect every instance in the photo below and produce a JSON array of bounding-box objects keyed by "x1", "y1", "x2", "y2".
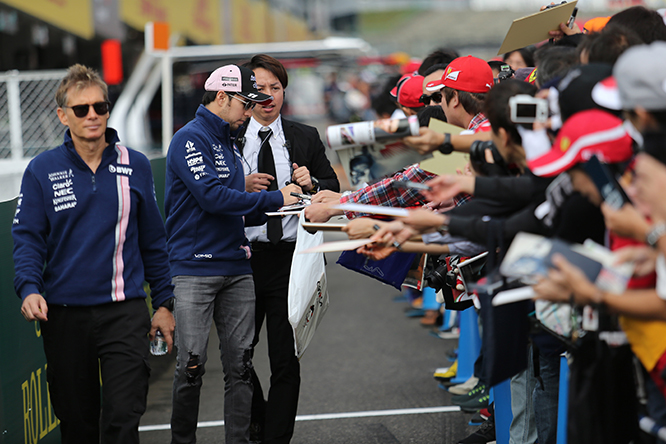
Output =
[{"x1": 138, "y1": 237, "x2": 475, "y2": 444}]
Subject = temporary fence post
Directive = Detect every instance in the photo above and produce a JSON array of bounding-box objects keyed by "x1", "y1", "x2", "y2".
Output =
[
  {"x1": 492, "y1": 379, "x2": 512, "y2": 444},
  {"x1": 556, "y1": 353, "x2": 569, "y2": 444},
  {"x1": 450, "y1": 307, "x2": 481, "y2": 384}
]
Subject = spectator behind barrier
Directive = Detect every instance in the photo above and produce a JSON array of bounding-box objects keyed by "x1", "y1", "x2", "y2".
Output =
[
  {"x1": 418, "y1": 48, "x2": 459, "y2": 76},
  {"x1": 533, "y1": 45, "x2": 578, "y2": 88},
  {"x1": 607, "y1": 5, "x2": 666, "y2": 44},
  {"x1": 503, "y1": 46, "x2": 535, "y2": 70},
  {"x1": 578, "y1": 23, "x2": 643, "y2": 65}
]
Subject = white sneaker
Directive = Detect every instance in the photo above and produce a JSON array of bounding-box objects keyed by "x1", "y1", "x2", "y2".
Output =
[
  {"x1": 435, "y1": 327, "x2": 460, "y2": 339},
  {"x1": 448, "y1": 375, "x2": 479, "y2": 395}
]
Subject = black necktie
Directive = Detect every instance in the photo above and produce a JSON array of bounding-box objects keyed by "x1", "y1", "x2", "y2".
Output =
[{"x1": 257, "y1": 127, "x2": 283, "y2": 244}]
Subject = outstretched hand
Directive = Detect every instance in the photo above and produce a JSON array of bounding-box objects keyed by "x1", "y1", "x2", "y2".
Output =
[{"x1": 403, "y1": 128, "x2": 445, "y2": 155}]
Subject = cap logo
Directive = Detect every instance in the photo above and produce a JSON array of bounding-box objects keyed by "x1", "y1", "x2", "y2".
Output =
[
  {"x1": 247, "y1": 93, "x2": 258, "y2": 98},
  {"x1": 445, "y1": 70, "x2": 460, "y2": 82},
  {"x1": 560, "y1": 137, "x2": 570, "y2": 152},
  {"x1": 528, "y1": 68, "x2": 538, "y2": 84},
  {"x1": 221, "y1": 76, "x2": 238, "y2": 81}
]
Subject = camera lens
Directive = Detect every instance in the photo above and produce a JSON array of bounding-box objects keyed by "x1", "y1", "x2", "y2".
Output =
[{"x1": 425, "y1": 263, "x2": 449, "y2": 292}]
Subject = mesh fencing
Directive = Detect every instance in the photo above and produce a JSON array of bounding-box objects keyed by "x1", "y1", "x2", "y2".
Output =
[
  {"x1": 0, "y1": 70, "x2": 66, "y2": 159},
  {"x1": 0, "y1": 81, "x2": 9, "y2": 158}
]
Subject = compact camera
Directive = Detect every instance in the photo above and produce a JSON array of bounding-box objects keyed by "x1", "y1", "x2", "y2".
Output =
[
  {"x1": 496, "y1": 64, "x2": 515, "y2": 84},
  {"x1": 509, "y1": 95, "x2": 548, "y2": 124}
]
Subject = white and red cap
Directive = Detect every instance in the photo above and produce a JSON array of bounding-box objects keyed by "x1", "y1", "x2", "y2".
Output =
[
  {"x1": 425, "y1": 56, "x2": 494, "y2": 94},
  {"x1": 528, "y1": 109, "x2": 633, "y2": 177},
  {"x1": 592, "y1": 42, "x2": 666, "y2": 112},
  {"x1": 204, "y1": 64, "x2": 272, "y2": 104},
  {"x1": 591, "y1": 76, "x2": 621, "y2": 111}
]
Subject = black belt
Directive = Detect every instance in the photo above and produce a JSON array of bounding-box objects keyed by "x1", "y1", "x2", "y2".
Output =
[{"x1": 250, "y1": 240, "x2": 296, "y2": 252}]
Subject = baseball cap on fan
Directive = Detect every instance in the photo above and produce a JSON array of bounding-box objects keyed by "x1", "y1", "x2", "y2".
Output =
[
  {"x1": 390, "y1": 74, "x2": 412, "y2": 98},
  {"x1": 591, "y1": 42, "x2": 666, "y2": 112},
  {"x1": 397, "y1": 75, "x2": 425, "y2": 108},
  {"x1": 204, "y1": 64, "x2": 272, "y2": 104},
  {"x1": 425, "y1": 55, "x2": 494, "y2": 94},
  {"x1": 528, "y1": 109, "x2": 633, "y2": 177}
]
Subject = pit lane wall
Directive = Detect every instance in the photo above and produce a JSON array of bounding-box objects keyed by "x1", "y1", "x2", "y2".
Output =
[{"x1": 0, "y1": 157, "x2": 168, "y2": 443}]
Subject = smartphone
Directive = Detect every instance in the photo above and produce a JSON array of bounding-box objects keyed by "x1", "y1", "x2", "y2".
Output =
[
  {"x1": 583, "y1": 155, "x2": 631, "y2": 210},
  {"x1": 392, "y1": 180, "x2": 432, "y2": 192}
]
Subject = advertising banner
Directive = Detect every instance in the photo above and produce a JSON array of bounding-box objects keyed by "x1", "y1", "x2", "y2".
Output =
[
  {"x1": 120, "y1": 0, "x2": 223, "y2": 44},
  {"x1": 1, "y1": 0, "x2": 93, "y2": 39}
]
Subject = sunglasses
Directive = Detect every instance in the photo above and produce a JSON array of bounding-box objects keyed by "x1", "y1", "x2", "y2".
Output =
[
  {"x1": 419, "y1": 92, "x2": 443, "y2": 106},
  {"x1": 230, "y1": 94, "x2": 256, "y2": 111},
  {"x1": 63, "y1": 101, "x2": 110, "y2": 118}
]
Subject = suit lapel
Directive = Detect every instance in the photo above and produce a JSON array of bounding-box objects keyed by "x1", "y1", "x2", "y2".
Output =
[
  {"x1": 281, "y1": 117, "x2": 296, "y2": 164},
  {"x1": 234, "y1": 125, "x2": 248, "y2": 155}
]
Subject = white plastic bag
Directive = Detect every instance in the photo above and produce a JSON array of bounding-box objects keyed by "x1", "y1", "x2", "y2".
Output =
[{"x1": 287, "y1": 212, "x2": 329, "y2": 358}]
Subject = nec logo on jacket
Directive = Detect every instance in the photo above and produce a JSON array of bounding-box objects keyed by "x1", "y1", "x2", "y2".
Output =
[{"x1": 109, "y1": 164, "x2": 133, "y2": 176}]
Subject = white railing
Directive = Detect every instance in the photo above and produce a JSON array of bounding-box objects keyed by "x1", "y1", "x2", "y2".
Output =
[{"x1": 0, "y1": 69, "x2": 66, "y2": 160}]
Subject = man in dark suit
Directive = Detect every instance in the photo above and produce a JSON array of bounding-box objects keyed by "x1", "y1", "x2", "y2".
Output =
[{"x1": 237, "y1": 54, "x2": 339, "y2": 444}]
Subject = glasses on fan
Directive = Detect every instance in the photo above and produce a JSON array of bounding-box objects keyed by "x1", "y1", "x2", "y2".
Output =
[
  {"x1": 63, "y1": 101, "x2": 110, "y2": 118},
  {"x1": 419, "y1": 92, "x2": 443, "y2": 106}
]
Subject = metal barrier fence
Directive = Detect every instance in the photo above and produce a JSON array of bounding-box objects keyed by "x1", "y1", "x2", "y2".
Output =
[{"x1": 0, "y1": 70, "x2": 66, "y2": 160}]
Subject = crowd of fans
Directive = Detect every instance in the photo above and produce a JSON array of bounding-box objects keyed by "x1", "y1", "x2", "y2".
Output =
[{"x1": 304, "y1": 5, "x2": 666, "y2": 444}]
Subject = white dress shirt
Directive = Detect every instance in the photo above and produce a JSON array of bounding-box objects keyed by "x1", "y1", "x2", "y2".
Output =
[
  {"x1": 657, "y1": 254, "x2": 666, "y2": 301},
  {"x1": 243, "y1": 116, "x2": 298, "y2": 242}
]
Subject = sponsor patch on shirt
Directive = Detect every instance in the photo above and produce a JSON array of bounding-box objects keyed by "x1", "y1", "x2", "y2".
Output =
[{"x1": 109, "y1": 164, "x2": 133, "y2": 175}]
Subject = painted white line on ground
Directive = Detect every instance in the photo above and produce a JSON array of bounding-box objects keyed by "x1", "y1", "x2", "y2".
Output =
[{"x1": 139, "y1": 405, "x2": 461, "y2": 432}]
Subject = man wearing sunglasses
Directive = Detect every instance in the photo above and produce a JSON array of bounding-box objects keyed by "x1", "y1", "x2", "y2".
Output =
[
  {"x1": 164, "y1": 64, "x2": 301, "y2": 444},
  {"x1": 420, "y1": 64, "x2": 447, "y2": 108},
  {"x1": 12, "y1": 64, "x2": 175, "y2": 444}
]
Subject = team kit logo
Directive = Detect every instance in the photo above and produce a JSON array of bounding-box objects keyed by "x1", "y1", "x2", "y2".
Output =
[
  {"x1": 445, "y1": 67, "x2": 460, "y2": 82},
  {"x1": 184, "y1": 140, "x2": 207, "y2": 180},
  {"x1": 108, "y1": 164, "x2": 133, "y2": 175},
  {"x1": 51, "y1": 177, "x2": 77, "y2": 212},
  {"x1": 218, "y1": 76, "x2": 239, "y2": 88}
]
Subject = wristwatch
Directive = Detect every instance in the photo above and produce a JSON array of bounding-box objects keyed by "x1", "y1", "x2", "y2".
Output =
[
  {"x1": 646, "y1": 222, "x2": 666, "y2": 248},
  {"x1": 160, "y1": 297, "x2": 175, "y2": 312},
  {"x1": 438, "y1": 133, "x2": 454, "y2": 155}
]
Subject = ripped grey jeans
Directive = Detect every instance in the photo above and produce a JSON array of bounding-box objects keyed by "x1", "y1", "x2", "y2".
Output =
[{"x1": 170, "y1": 274, "x2": 256, "y2": 444}]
